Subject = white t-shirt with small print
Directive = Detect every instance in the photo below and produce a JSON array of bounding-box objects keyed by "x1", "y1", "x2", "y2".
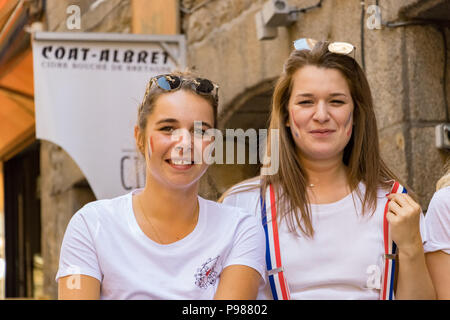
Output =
[
  {"x1": 56, "y1": 190, "x2": 266, "y2": 300},
  {"x1": 222, "y1": 180, "x2": 428, "y2": 300},
  {"x1": 423, "y1": 186, "x2": 450, "y2": 255}
]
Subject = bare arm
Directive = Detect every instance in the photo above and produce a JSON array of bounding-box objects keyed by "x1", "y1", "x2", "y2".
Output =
[
  {"x1": 426, "y1": 251, "x2": 450, "y2": 299},
  {"x1": 387, "y1": 194, "x2": 436, "y2": 300},
  {"x1": 58, "y1": 275, "x2": 101, "y2": 300},
  {"x1": 395, "y1": 244, "x2": 436, "y2": 299},
  {"x1": 214, "y1": 265, "x2": 262, "y2": 300}
]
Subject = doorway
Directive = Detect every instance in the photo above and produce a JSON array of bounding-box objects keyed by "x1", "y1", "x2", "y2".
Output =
[{"x1": 3, "y1": 141, "x2": 41, "y2": 298}]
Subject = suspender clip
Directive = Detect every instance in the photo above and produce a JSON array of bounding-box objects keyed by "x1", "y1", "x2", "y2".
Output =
[
  {"x1": 268, "y1": 267, "x2": 284, "y2": 276},
  {"x1": 385, "y1": 253, "x2": 397, "y2": 260}
]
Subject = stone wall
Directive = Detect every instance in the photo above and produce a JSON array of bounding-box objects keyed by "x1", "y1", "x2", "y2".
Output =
[
  {"x1": 46, "y1": 0, "x2": 132, "y2": 32},
  {"x1": 183, "y1": 0, "x2": 450, "y2": 206},
  {"x1": 39, "y1": 0, "x2": 449, "y2": 298},
  {"x1": 363, "y1": 4, "x2": 450, "y2": 206},
  {"x1": 40, "y1": 141, "x2": 96, "y2": 298},
  {"x1": 182, "y1": 0, "x2": 290, "y2": 114}
]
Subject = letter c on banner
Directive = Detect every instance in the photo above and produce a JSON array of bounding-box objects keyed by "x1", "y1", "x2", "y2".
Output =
[{"x1": 120, "y1": 155, "x2": 132, "y2": 190}]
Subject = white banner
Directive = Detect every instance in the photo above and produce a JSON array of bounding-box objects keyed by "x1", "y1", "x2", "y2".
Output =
[{"x1": 32, "y1": 32, "x2": 186, "y2": 199}]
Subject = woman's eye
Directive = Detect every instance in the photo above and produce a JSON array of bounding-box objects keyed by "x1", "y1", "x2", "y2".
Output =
[
  {"x1": 160, "y1": 126, "x2": 174, "y2": 132},
  {"x1": 330, "y1": 100, "x2": 345, "y2": 105},
  {"x1": 298, "y1": 100, "x2": 314, "y2": 105}
]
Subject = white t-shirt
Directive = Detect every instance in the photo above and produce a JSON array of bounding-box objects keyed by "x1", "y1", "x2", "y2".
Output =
[
  {"x1": 222, "y1": 180, "x2": 428, "y2": 300},
  {"x1": 423, "y1": 186, "x2": 450, "y2": 255},
  {"x1": 56, "y1": 190, "x2": 266, "y2": 300}
]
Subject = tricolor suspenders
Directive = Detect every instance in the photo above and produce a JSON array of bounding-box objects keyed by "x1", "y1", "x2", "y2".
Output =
[
  {"x1": 381, "y1": 181, "x2": 407, "y2": 300},
  {"x1": 260, "y1": 184, "x2": 291, "y2": 300},
  {"x1": 260, "y1": 182, "x2": 406, "y2": 300}
]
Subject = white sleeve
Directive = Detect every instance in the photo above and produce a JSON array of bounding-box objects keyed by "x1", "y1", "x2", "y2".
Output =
[
  {"x1": 55, "y1": 206, "x2": 103, "y2": 282},
  {"x1": 423, "y1": 187, "x2": 450, "y2": 254},
  {"x1": 222, "y1": 212, "x2": 266, "y2": 284},
  {"x1": 222, "y1": 189, "x2": 261, "y2": 218},
  {"x1": 221, "y1": 192, "x2": 238, "y2": 207}
]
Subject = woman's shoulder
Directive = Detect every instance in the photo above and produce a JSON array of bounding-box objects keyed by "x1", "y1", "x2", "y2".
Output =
[
  {"x1": 431, "y1": 186, "x2": 450, "y2": 202},
  {"x1": 72, "y1": 191, "x2": 131, "y2": 223},
  {"x1": 427, "y1": 186, "x2": 450, "y2": 214},
  {"x1": 357, "y1": 180, "x2": 402, "y2": 199},
  {"x1": 217, "y1": 177, "x2": 262, "y2": 216},
  {"x1": 198, "y1": 197, "x2": 262, "y2": 235},
  {"x1": 201, "y1": 196, "x2": 253, "y2": 218},
  {"x1": 219, "y1": 176, "x2": 261, "y2": 201}
]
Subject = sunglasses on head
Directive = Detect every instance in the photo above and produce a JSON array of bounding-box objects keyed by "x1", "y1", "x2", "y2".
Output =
[
  {"x1": 149, "y1": 74, "x2": 219, "y2": 100},
  {"x1": 293, "y1": 38, "x2": 355, "y2": 56}
]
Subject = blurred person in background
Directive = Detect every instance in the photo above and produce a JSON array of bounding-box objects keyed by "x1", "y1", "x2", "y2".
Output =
[{"x1": 424, "y1": 157, "x2": 450, "y2": 299}]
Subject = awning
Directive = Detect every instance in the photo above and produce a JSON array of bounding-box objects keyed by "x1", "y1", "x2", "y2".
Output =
[{"x1": 0, "y1": 0, "x2": 36, "y2": 161}]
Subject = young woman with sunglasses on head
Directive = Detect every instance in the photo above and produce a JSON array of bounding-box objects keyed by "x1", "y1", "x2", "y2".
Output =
[
  {"x1": 56, "y1": 71, "x2": 266, "y2": 299},
  {"x1": 424, "y1": 158, "x2": 450, "y2": 299},
  {"x1": 221, "y1": 39, "x2": 436, "y2": 300}
]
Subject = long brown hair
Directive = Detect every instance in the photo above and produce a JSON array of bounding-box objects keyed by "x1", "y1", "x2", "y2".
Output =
[{"x1": 223, "y1": 41, "x2": 405, "y2": 238}]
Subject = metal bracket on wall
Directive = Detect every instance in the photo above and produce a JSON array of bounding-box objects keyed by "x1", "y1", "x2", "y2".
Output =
[{"x1": 435, "y1": 123, "x2": 450, "y2": 150}]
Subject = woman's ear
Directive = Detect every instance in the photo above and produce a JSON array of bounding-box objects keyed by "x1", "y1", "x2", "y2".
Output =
[
  {"x1": 134, "y1": 125, "x2": 145, "y2": 155},
  {"x1": 285, "y1": 109, "x2": 291, "y2": 127}
]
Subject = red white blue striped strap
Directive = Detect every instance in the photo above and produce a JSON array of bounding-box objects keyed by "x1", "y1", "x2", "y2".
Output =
[
  {"x1": 381, "y1": 181, "x2": 407, "y2": 300},
  {"x1": 261, "y1": 182, "x2": 405, "y2": 300},
  {"x1": 260, "y1": 184, "x2": 290, "y2": 300}
]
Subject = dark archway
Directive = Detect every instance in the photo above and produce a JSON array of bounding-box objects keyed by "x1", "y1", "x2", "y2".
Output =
[{"x1": 199, "y1": 80, "x2": 275, "y2": 200}]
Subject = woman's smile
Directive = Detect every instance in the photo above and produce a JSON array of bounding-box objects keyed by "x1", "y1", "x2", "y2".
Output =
[
  {"x1": 309, "y1": 128, "x2": 336, "y2": 137},
  {"x1": 165, "y1": 158, "x2": 195, "y2": 170}
]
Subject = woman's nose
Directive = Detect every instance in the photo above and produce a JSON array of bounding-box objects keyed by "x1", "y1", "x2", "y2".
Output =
[
  {"x1": 312, "y1": 101, "x2": 330, "y2": 123},
  {"x1": 172, "y1": 128, "x2": 193, "y2": 154}
]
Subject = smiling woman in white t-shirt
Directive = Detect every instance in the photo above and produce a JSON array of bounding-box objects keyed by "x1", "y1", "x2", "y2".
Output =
[
  {"x1": 56, "y1": 71, "x2": 266, "y2": 300},
  {"x1": 221, "y1": 39, "x2": 435, "y2": 300}
]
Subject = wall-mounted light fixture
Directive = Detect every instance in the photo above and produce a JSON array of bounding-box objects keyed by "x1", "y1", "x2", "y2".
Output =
[
  {"x1": 436, "y1": 123, "x2": 450, "y2": 150},
  {"x1": 255, "y1": 0, "x2": 298, "y2": 40},
  {"x1": 255, "y1": 0, "x2": 324, "y2": 40}
]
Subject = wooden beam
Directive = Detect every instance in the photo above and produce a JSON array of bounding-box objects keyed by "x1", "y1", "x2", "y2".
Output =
[
  {"x1": 0, "y1": 124, "x2": 35, "y2": 162},
  {"x1": 0, "y1": 91, "x2": 35, "y2": 161},
  {"x1": 0, "y1": 0, "x2": 19, "y2": 29},
  {"x1": 0, "y1": 49, "x2": 34, "y2": 97}
]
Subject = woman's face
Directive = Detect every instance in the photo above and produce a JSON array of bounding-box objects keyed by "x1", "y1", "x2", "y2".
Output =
[
  {"x1": 287, "y1": 65, "x2": 354, "y2": 162},
  {"x1": 138, "y1": 89, "x2": 215, "y2": 190}
]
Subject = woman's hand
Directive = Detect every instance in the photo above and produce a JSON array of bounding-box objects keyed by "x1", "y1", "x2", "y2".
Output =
[{"x1": 386, "y1": 193, "x2": 423, "y2": 255}]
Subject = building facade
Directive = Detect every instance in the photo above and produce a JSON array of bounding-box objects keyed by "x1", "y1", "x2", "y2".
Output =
[{"x1": 0, "y1": 0, "x2": 448, "y2": 299}]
